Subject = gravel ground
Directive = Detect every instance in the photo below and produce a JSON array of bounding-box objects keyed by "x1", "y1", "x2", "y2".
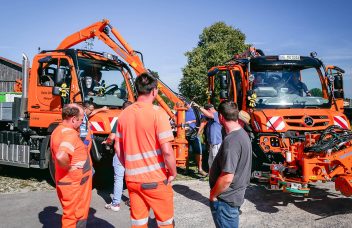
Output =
[
  {"x1": 1, "y1": 165, "x2": 352, "y2": 227},
  {"x1": 0, "y1": 165, "x2": 54, "y2": 194},
  {"x1": 0, "y1": 164, "x2": 204, "y2": 194}
]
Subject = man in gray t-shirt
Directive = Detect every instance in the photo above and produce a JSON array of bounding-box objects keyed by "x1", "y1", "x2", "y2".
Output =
[{"x1": 209, "y1": 101, "x2": 252, "y2": 228}]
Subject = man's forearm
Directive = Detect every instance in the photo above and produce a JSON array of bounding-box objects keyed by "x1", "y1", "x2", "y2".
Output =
[
  {"x1": 114, "y1": 138, "x2": 125, "y2": 166},
  {"x1": 56, "y1": 151, "x2": 70, "y2": 170},
  {"x1": 210, "y1": 172, "x2": 234, "y2": 200},
  {"x1": 199, "y1": 107, "x2": 214, "y2": 119},
  {"x1": 161, "y1": 142, "x2": 177, "y2": 177}
]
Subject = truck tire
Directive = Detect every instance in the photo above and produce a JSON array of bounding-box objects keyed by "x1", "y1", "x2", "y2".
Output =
[{"x1": 48, "y1": 149, "x2": 56, "y2": 185}]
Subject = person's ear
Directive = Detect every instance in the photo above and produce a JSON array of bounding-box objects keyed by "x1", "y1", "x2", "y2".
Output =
[
  {"x1": 152, "y1": 88, "x2": 158, "y2": 97},
  {"x1": 218, "y1": 113, "x2": 223, "y2": 122}
]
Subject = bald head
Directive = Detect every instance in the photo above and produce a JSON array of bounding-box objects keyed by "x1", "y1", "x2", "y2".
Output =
[{"x1": 62, "y1": 103, "x2": 84, "y2": 120}]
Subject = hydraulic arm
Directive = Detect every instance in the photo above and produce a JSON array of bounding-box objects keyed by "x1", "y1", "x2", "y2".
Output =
[{"x1": 57, "y1": 19, "x2": 188, "y2": 166}]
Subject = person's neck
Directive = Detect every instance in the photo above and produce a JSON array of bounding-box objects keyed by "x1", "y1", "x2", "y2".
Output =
[
  {"x1": 224, "y1": 121, "x2": 241, "y2": 134},
  {"x1": 62, "y1": 120, "x2": 75, "y2": 130},
  {"x1": 137, "y1": 94, "x2": 154, "y2": 104}
]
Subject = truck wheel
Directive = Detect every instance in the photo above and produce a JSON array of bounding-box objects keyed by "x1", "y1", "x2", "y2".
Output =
[{"x1": 48, "y1": 149, "x2": 56, "y2": 185}]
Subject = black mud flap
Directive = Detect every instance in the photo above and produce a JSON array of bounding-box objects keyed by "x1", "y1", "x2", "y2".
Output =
[{"x1": 91, "y1": 139, "x2": 102, "y2": 162}]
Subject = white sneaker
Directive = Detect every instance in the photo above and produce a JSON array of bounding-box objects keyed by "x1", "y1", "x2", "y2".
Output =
[{"x1": 105, "y1": 203, "x2": 120, "y2": 212}]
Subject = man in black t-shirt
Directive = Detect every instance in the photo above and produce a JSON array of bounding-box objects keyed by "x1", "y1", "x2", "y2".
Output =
[{"x1": 209, "y1": 101, "x2": 252, "y2": 228}]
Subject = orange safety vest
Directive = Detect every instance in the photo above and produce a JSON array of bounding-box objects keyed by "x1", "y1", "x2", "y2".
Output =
[
  {"x1": 117, "y1": 102, "x2": 174, "y2": 182},
  {"x1": 51, "y1": 124, "x2": 91, "y2": 182}
]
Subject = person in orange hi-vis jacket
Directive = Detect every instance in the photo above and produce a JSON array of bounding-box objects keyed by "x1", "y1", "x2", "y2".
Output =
[
  {"x1": 51, "y1": 103, "x2": 93, "y2": 228},
  {"x1": 115, "y1": 73, "x2": 177, "y2": 228}
]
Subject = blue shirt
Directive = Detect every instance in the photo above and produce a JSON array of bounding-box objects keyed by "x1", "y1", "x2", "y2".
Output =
[
  {"x1": 80, "y1": 113, "x2": 89, "y2": 139},
  {"x1": 185, "y1": 108, "x2": 197, "y2": 129},
  {"x1": 206, "y1": 112, "x2": 222, "y2": 145}
]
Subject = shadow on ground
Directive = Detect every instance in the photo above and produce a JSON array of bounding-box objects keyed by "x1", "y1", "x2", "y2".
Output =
[
  {"x1": 38, "y1": 206, "x2": 114, "y2": 227},
  {"x1": 245, "y1": 183, "x2": 352, "y2": 219},
  {"x1": 173, "y1": 183, "x2": 209, "y2": 207}
]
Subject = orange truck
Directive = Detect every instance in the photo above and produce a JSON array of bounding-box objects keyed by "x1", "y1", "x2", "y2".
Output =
[
  {"x1": 0, "y1": 19, "x2": 189, "y2": 177},
  {"x1": 207, "y1": 47, "x2": 352, "y2": 196}
]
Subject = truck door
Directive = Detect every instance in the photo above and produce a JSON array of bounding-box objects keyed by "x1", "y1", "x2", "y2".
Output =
[
  {"x1": 231, "y1": 70, "x2": 244, "y2": 110},
  {"x1": 28, "y1": 55, "x2": 78, "y2": 128}
]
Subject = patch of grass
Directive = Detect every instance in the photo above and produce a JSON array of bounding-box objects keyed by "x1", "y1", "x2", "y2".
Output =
[{"x1": 176, "y1": 165, "x2": 209, "y2": 182}]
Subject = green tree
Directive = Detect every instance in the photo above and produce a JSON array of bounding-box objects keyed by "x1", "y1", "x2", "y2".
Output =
[
  {"x1": 179, "y1": 22, "x2": 249, "y2": 105},
  {"x1": 309, "y1": 88, "x2": 323, "y2": 97},
  {"x1": 149, "y1": 70, "x2": 159, "y2": 78}
]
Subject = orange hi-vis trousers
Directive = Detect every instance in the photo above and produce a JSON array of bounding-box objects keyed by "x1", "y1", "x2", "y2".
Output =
[
  {"x1": 127, "y1": 180, "x2": 174, "y2": 228},
  {"x1": 56, "y1": 168, "x2": 92, "y2": 228}
]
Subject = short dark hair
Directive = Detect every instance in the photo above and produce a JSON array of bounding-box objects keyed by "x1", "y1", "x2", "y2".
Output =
[
  {"x1": 62, "y1": 104, "x2": 82, "y2": 120},
  {"x1": 135, "y1": 73, "x2": 158, "y2": 95},
  {"x1": 204, "y1": 103, "x2": 214, "y2": 110},
  {"x1": 218, "y1": 101, "x2": 239, "y2": 121},
  {"x1": 122, "y1": 100, "x2": 133, "y2": 109},
  {"x1": 83, "y1": 102, "x2": 94, "y2": 109}
]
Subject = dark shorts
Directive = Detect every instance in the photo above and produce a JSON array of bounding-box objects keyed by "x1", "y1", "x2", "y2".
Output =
[{"x1": 188, "y1": 136, "x2": 203, "y2": 155}]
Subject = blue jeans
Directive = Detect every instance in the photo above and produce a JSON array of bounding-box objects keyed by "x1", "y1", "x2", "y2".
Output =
[
  {"x1": 210, "y1": 200, "x2": 240, "y2": 228},
  {"x1": 112, "y1": 154, "x2": 125, "y2": 205}
]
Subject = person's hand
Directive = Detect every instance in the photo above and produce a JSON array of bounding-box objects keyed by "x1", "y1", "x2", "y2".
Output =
[
  {"x1": 69, "y1": 161, "x2": 86, "y2": 171},
  {"x1": 102, "y1": 137, "x2": 113, "y2": 145},
  {"x1": 102, "y1": 106, "x2": 108, "y2": 111},
  {"x1": 190, "y1": 101, "x2": 200, "y2": 108},
  {"x1": 209, "y1": 193, "x2": 218, "y2": 202},
  {"x1": 167, "y1": 175, "x2": 176, "y2": 184},
  {"x1": 306, "y1": 92, "x2": 312, "y2": 96}
]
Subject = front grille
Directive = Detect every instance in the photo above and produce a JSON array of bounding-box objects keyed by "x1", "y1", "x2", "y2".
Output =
[{"x1": 283, "y1": 115, "x2": 329, "y2": 128}]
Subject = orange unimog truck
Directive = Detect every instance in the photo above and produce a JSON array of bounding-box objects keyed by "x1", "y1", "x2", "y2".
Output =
[
  {"x1": 0, "y1": 20, "x2": 189, "y2": 178},
  {"x1": 207, "y1": 47, "x2": 352, "y2": 196}
]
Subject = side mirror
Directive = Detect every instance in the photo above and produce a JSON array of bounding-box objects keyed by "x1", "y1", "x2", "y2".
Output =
[
  {"x1": 334, "y1": 90, "x2": 344, "y2": 99},
  {"x1": 55, "y1": 68, "x2": 65, "y2": 85},
  {"x1": 220, "y1": 90, "x2": 228, "y2": 99},
  {"x1": 334, "y1": 74, "x2": 343, "y2": 90},
  {"x1": 52, "y1": 86, "x2": 61, "y2": 96},
  {"x1": 220, "y1": 74, "x2": 228, "y2": 90}
]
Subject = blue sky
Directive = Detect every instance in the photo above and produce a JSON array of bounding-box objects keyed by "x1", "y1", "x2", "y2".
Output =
[{"x1": 1, "y1": 0, "x2": 351, "y2": 97}]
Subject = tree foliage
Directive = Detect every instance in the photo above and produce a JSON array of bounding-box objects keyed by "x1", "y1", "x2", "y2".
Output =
[
  {"x1": 310, "y1": 88, "x2": 323, "y2": 97},
  {"x1": 179, "y1": 22, "x2": 249, "y2": 105}
]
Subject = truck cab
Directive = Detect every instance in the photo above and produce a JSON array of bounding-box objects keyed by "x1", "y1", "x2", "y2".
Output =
[
  {"x1": 0, "y1": 49, "x2": 135, "y2": 173},
  {"x1": 207, "y1": 50, "x2": 352, "y2": 195},
  {"x1": 28, "y1": 49, "x2": 134, "y2": 130}
]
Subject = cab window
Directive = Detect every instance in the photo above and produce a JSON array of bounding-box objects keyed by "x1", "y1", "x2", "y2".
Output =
[{"x1": 38, "y1": 59, "x2": 58, "y2": 87}]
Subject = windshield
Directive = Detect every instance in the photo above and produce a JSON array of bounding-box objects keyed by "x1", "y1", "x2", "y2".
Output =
[
  {"x1": 252, "y1": 67, "x2": 330, "y2": 108},
  {"x1": 78, "y1": 57, "x2": 129, "y2": 108}
]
